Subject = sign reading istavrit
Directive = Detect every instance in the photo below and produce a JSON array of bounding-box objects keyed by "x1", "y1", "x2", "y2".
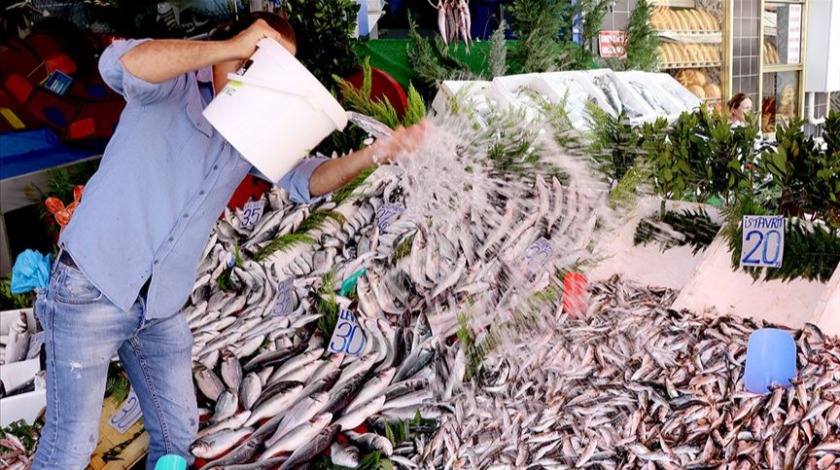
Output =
[{"x1": 741, "y1": 215, "x2": 785, "y2": 269}]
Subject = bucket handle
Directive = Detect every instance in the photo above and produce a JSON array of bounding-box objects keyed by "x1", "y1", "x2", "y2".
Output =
[{"x1": 226, "y1": 73, "x2": 312, "y2": 98}]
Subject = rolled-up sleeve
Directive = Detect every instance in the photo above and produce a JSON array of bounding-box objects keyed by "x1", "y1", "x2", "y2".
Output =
[
  {"x1": 251, "y1": 157, "x2": 328, "y2": 204},
  {"x1": 99, "y1": 39, "x2": 187, "y2": 105}
]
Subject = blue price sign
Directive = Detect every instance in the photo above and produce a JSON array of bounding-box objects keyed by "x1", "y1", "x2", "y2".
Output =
[
  {"x1": 327, "y1": 308, "x2": 366, "y2": 356},
  {"x1": 107, "y1": 387, "x2": 143, "y2": 434},
  {"x1": 375, "y1": 203, "x2": 404, "y2": 231},
  {"x1": 271, "y1": 278, "x2": 295, "y2": 316},
  {"x1": 524, "y1": 237, "x2": 554, "y2": 264},
  {"x1": 514, "y1": 237, "x2": 554, "y2": 280},
  {"x1": 240, "y1": 199, "x2": 265, "y2": 229},
  {"x1": 741, "y1": 215, "x2": 785, "y2": 268}
]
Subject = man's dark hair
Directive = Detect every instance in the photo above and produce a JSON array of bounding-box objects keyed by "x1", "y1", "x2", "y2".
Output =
[{"x1": 208, "y1": 11, "x2": 296, "y2": 46}]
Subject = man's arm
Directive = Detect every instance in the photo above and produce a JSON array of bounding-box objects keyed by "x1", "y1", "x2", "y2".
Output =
[
  {"x1": 309, "y1": 121, "x2": 428, "y2": 197},
  {"x1": 119, "y1": 19, "x2": 286, "y2": 84}
]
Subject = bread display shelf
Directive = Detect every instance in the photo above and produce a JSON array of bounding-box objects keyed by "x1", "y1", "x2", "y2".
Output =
[
  {"x1": 661, "y1": 61, "x2": 723, "y2": 69},
  {"x1": 650, "y1": 0, "x2": 696, "y2": 8},
  {"x1": 658, "y1": 31, "x2": 724, "y2": 43}
]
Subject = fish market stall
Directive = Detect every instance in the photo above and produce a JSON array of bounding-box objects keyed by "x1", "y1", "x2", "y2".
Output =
[{"x1": 431, "y1": 70, "x2": 706, "y2": 131}]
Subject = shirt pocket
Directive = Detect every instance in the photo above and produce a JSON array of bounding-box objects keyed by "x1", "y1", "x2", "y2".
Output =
[{"x1": 54, "y1": 265, "x2": 104, "y2": 305}]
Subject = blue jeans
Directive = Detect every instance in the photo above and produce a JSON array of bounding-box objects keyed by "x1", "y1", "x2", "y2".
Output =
[{"x1": 31, "y1": 254, "x2": 198, "y2": 470}]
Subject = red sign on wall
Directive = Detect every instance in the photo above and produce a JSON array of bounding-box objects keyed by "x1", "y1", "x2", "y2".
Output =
[{"x1": 599, "y1": 30, "x2": 628, "y2": 58}]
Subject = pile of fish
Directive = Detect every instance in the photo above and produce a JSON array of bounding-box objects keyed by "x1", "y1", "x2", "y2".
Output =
[
  {"x1": 432, "y1": 0, "x2": 472, "y2": 49},
  {"x1": 421, "y1": 276, "x2": 840, "y2": 469},
  {"x1": 181, "y1": 113, "x2": 610, "y2": 468},
  {"x1": 0, "y1": 311, "x2": 43, "y2": 401},
  {"x1": 0, "y1": 311, "x2": 32, "y2": 366}
]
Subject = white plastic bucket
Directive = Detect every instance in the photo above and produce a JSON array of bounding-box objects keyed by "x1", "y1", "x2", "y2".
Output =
[{"x1": 203, "y1": 38, "x2": 348, "y2": 182}]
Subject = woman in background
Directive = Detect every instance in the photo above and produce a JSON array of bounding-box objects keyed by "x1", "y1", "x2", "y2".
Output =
[{"x1": 727, "y1": 92, "x2": 753, "y2": 125}]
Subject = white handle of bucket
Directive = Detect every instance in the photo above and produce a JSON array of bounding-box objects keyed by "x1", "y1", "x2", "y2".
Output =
[{"x1": 226, "y1": 73, "x2": 313, "y2": 98}]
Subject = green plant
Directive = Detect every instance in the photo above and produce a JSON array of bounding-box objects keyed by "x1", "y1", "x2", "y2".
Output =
[
  {"x1": 758, "y1": 118, "x2": 838, "y2": 224},
  {"x1": 104, "y1": 362, "x2": 131, "y2": 405},
  {"x1": 1, "y1": 419, "x2": 42, "y2": 456},
  {"x1": 326, "y1": 56, "x2": 428, "y2": 156},
  {"x1": 316, "y1": 270, "x2": 341, "y2": 336},
  {"x1": 587, "y1": 107, "x2": 643, "y2": 184},
  {"x1": 0, "y1": 278, "x2": 32, "y2": 310},
  {"x1": 634, "y1": 209, "x2": 721, "y2": 254},
  {"x1": 216, "y1": 240, "x2": 244, "y2": 292},
  {"x1": 667, "y1": 111, "x2": 708, "y2": 201},
  {"x1": 622, "y1": 0, "x2": 660, "y2": 72},
  {"x1": 697, "y1": 109, "x2": 759, "y2": 204},
  {"x1": 508, "y1": 0, "x2": 566, "y2": 73},
  {"x1": 253, "y1": 233, "x2": 317, "y2": 261},
  {"x1": 406, "y1": 14, "x2": 478, "y2": 87},
  {"x1": 489, "y1": 20, "x2": 509, "y2": 78},
  {"x1": 332, "y1": 168, "x2": 376, "y2": 205},
  {"x1": 823, "y1": 109, "x2": 840, "y2": 159},
  {"x1": 641, "y1": 117, "x2": 684, "y2": 213},
  {"x1": 335, "y1": 57, "x2": 428, "y2": 129},
  {"x1": 283, "y1": 0, "x2": 361, "y2": 90}
]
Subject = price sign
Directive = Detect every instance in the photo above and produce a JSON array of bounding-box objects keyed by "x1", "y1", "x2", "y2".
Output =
[
  {"x1": 375, "y1": 203, "x2": 404, "y2": 231},
  {"x1": 517, "y1": 237, "x2": 555, "y2": 280},
  {"x1": 108, "y1": 387, "x2": 143, "y2": 434},
  {"x1": 524, "y1": 237, "x2": 554, "y2": 265},
  {"x1": 271, "y1": 277, "x2": 295, "y2": 316},
  {"x1": 598, "y1": 30, "x2": 627, "y2": 58},
  {"x1": 42, "y1": 70, "x2": 73, "y2": 96},
  {"x1": 328, "y1": 308, "x2": 366, "y2": 357},
  {"x1": 240, "y1": 199, "x2": 265, "y2": 229},
  {"x1": 741, "y1": 216, "x2": 785, "y2": 268}
]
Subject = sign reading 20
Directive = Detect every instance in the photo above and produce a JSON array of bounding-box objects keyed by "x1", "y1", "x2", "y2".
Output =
[{"x1": 741, "y1": 215, "x2": 785, "y2": 269}]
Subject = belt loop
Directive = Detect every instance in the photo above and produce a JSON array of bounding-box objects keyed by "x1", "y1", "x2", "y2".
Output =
[{"x1": 52, "y1": 247, "x2": 64, "y2": 274}]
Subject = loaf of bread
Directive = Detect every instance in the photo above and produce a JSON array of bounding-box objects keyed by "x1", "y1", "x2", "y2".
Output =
[
  {"x1": 651, "y1": 7, "x2": 667, "y2": 29},
  {"x1": 704, "y1": 83, "x2": 721, "y2": 98},
  {"x1": 667, "y1": 10, "x2": 682, "y2": 30},
  {"x1": 674, "y1": 70, "x2": 691, "y2": 87},
  {"x1": 668, "y1": 44, "x2": 679, "y2": 63},
  {"x1": 658, "y1": 45, "x2": 670, "y2": 64},
  {"x1": 689, "y1": 85, "x2": 706, "y2": 99},
  {"x1": 693, "y1": 70, "x2": 708, "y2": 86},
  {"x1": 686, "y1": 44, "x2": 700, "y2": 62},
  {"x1": 686, "y1": 10, "x2": 704, "y2": 30}
]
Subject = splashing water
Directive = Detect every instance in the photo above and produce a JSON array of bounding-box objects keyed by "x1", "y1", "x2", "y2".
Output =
[{"x1": 373, "y1": 107, "x2": 617, "y2": 357}]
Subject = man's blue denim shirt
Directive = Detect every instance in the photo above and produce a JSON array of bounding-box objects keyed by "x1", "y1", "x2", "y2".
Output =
[{"x1": 61, "y1": 39, "x2": 327, "y2": 318}]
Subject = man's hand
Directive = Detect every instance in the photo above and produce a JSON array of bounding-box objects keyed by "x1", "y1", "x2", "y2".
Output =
[
  {"x1": 228, "y1": 19, "x2": 294, "y2": 60},
  {"x1": 370, "y1": 119, "x2": 429, "y2": 165},
  {"x1": 308, "y1": 119, "x2": 429, "y2": 197}
]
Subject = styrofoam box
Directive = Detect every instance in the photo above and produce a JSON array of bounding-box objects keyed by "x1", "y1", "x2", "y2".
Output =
[
  {"x1": 619, "y1": 71, "x2": 687, "y2": 120},
  {"x1": 0, "y1": 389, "x2": 46, "y2": 427},
  {"x1": 811, "y1": 267, "x2": 839, "y2": 336},
  {"x1": 521, "y1": 72, "x2": 592, "y2": 131},
  {"x1": 586, "y1": 69, "x2": 658, "y2": 124},
  {"x1": 561, "y1": 70, "x2": 621, "y2": 118},
  {"x1": 588, "y1": 197, "x2": 724, "y2": 291},
  {"x1": 430, "y1": 80, "x2": 506, "y2": 128},
  {"x1": 0, "y1": 357, "x2": 40, "y2": 391},
  {"x1": 671, "y1": 236, "x2": 836, "y2": 333},
  {"x1": 645, "y1": 72, "x2": 702, "y2": 111},
  {"x1": 490, "y1": 74, "x2": 547, "y2": 123}
]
